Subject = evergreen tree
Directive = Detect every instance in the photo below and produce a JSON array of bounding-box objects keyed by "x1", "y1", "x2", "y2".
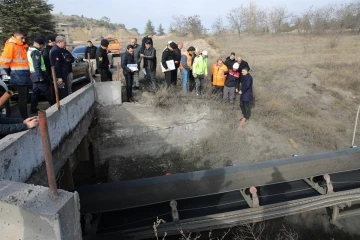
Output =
[
  {"x1": 144, "y1": 20, "x2": 155, "y2": 35},
  {"x1": 0, "y1": 0, "x2": 55, "y2": 45},
  {"x1": 157, "y1": 24, "x2": 165, "y2": 36}
]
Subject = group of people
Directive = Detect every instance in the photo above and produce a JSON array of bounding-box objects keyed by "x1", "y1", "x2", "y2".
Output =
[
  {"x1": 0, "y1": 29, "x2": 76, "y2": 135},
  {"x1": 95, "y1": 34, "x2": 253, "y2": 127}
]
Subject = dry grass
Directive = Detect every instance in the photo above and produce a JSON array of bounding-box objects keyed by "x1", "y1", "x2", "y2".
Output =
[{"x1": 143, "y1": 33, "x2": 360, "y2": 157}]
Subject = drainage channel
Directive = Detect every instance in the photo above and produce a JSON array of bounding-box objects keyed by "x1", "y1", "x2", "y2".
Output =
[{"x1": 78, "y1": 169, "x2": 360, "y2": 239}]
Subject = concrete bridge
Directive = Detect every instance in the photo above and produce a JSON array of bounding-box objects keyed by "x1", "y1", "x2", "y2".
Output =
[{"x1": 1, "y1": 82, "x2": 360, "y2": 240}]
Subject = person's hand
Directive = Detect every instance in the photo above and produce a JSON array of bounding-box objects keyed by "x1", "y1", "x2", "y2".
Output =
[
  {"x1": 235, "y1": 89, "x2": 238, "y2": 93},
  {"x1": 57, "y1": 78, "x2": 63, "y2": 85},
  {"x1": 24, "y1": 117, "x2": 39, "y2": 129},
  {"x1": 239, "y1": 90, "x2": 242, "y2": 94},
  {"x1": 205, "y1": 74, "x2": 208, "y2": 77},
  {"x1": 140, "y1": 54, "x2": 144, "y2": 57},
  {"x1": 175, "y1": 61, "x2": 179, "y2": 64},
  {"x1": 193, "y1": 74, "x2": 197, "y2": 78},
  {"x1": 108, "y1": 65, "x2": 111, "y2": 69}
]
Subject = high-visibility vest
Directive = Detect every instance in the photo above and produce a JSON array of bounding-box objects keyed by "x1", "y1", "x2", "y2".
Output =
[
  {"x1": 179, "y1": 51, "x2": 193, "y2": 70},
  {"x1": 27, "y1": 46, "x2": 46, "y2": 73},
  {"x1": 0, "y1": 36, "x2": 30, "y2": 71}
]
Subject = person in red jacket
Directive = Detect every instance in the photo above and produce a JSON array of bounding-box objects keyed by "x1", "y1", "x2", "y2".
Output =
[{"x1": 223, "y1": 62, "x2": 240, "y2": 105}]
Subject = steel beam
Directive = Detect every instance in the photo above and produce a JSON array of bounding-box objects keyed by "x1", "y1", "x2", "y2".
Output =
[{"x1": 77, "y1": 147, "x2": 360, "y2": 214}]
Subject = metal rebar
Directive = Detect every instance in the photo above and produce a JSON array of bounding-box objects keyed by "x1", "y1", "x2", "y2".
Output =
[
  {"x1": 352, "y1": 104, "x2": 360, "y2": 147},
  {"x1": 51, "y1": 66, "x2": 60, "y2": 109},
  {"x1": 38, "y1": 110, "x2": 58, "y2": 200}
]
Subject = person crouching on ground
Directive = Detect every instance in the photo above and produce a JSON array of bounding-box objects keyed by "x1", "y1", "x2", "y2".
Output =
[
  {"x1": 237, "y1": 67, "x2": 253, "y2": 130},
  {"x1": 211, "y1": 58, "x2": 228, "y2": 100},
  {"x1": 223, "y1": 62, "x2": 240, "y2": 105},
  {"x1": 121, "y1": 45, "x2": 136, "y2": 102},
  {"x1": 179, "y1": 46, "x2": 195, "y2": 93},
  {"x1": 192, "y1": 50, "x2": 208, "y2": 96}
]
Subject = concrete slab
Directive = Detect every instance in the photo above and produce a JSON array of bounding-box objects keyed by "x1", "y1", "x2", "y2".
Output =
[
  {"x1": 94, "y1": 81, "x2": 122, "y2": 106},
  {"x1": 0, "y1": 180, "x2": 81, "y2": 240},
  {"x1": 0, "y1": 84, "x2": 95, "y2": 182}
]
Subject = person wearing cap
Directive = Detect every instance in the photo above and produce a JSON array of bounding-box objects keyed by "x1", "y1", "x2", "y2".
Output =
[
  {"x1": 96, "y1": 39, "x2": 112, "y2": 82},
  {"x1": 192, "y1": 50, "x2": 208, "y2": 96},
  {"x1": 211, "y1": 59, "x2": 228, "y2": 100},
  {"x1": 84, "y1": 40, "x2": 97, "y2": 77},
  {"x1": 161, "y1": 42, "x2": 178, "y2": 87},
  {"x1": 223, "y1": 62, "x2": 240, "y2": 105},
  {"x1": 50, "y1": 35, "x2": 69, "y2": 100},
  {"x1": 42, "y1": 35, "x2": 55, "y2": 81},
  {"x1": 140, "y1": 40, "x2": 157, "y2": 93},
  {"x1": 121, "y1": 45, "x2": 136, "y2": 102},
  {"x1": 27, "y1": 37, "x2": 54, "y2": 114},
  {"x1": 237, "y1": 67, "x2": 253, "y2": 130},
  {"x1": 225, "y1": 52, "x2": 236, "y2": 70},
  {"x1": 179, "y1": 46, "x2": 195, "y2": 93},
  {"x1": 0, "y1": 29, "x2": 31, "y2": 119}
]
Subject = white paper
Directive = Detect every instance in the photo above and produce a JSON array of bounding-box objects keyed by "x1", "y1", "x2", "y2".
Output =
[
  {"x1": 127, "y1": 64, "x2": 138, "y2": 71},
  {"x1": 142, "y1": 68, "x2": 147, "y2": 75},
  {"x1": 161, "y1": 60, "x2": 175, "y2": 72}
]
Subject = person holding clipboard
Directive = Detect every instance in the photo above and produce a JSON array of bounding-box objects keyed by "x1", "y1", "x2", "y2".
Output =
[
  {"x1": 121, "y1": 45, "x2": 137, "y2": 102},
  {"x1": 161, "y1": 42, "x2": 178, "y2": 88}
]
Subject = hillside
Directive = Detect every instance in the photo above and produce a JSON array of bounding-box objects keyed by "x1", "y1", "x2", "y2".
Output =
[{"x1": 53, "y1": 14, "x2": 139, "y2": 41}]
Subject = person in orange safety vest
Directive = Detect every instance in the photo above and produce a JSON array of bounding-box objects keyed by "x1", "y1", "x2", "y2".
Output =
[
  {"x1": 211, "y1": 59, "x2": 228, "y2": 100},
  {"x1": 0, "y1": 29, "x2": 31, "y2": 119}
]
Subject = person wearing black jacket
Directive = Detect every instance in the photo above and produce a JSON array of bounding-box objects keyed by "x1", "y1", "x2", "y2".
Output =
[
  {"x1": 225, "y1": 52, "x2": 236, "y2": 69},
  {"x1": 49, "y1": 36, "x2": 68, "y2": 100},
  {"x1": 96, "y1": 39, "x2": 112, "y2": 82},
  {"x1": 140, "y1": 40, "x2": 157, "y2": 92},
  {"x1": 236, "y1": 57, "x2": 250, "y2": 75},
  {"x1": 162, "y1": 42, "x2": 177, "y2": 88},
  {"x1": 236, "y1": 67, "x2": 253, "y2": 130},
  {"x1": 85, "y1": 41, "x2": 97, "y2": 77},
  {"x1": 224, "y1": 62, "x2": 240, "y2": 105},
  {"x1": 42, "y1": 35, "x2": 55, "y2": 81},
  {"x1": 62, "y1": 44, "x2": 75, "y2": 94},
  {"x1": 172, "y1": 42, "x2": 183, "y2": 85},
  {"x1": 140, "y1": 34, "x2": 153, "y2": 54},
  {"x1": 121, "y1": 45, "x2": 136, "y2": 102}
]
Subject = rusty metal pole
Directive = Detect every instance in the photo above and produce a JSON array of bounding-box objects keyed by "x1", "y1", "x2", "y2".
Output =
[
  {"x1": 51, "y1": 66, "x2": 60, "y2": 109},
  {"x1": 38, "y1": 110, "x2": 58, "y2": 200},
  {"x1": 88, "y1": 53, "x2": 94, "y2": 83}
]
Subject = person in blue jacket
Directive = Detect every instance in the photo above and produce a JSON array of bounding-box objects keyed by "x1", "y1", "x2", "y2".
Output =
[
  {"x1": 236, "y1": 67, "x2": 253, "y2": 130},
  {"x1": 0, "y1": 116, "x2": 38, "y2": 137}
]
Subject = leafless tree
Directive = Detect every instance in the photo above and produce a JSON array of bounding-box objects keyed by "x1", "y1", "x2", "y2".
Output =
[
  {"x1": 269, "y1": 6, "x2": 290, "y2": 34},
  {"x1": 244, "y1": 1, "x2": 268, "y2": 34},
  {"x1": 212, "y1": 16, "x2": 227, "y2": 36},
  {"x1": 233, "y1": 222, "x2": 267, "y2": 240},
  {"x1": 171, "y1": 15, "x2": 188, "y2": 36},
  {"x1": 227, "y1": 5, "x2": 247, "y2": 35}
]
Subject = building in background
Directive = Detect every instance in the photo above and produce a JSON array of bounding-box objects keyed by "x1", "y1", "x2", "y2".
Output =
[{"x1": 56, "y1": 23, "x2": 70, "y2": 43}]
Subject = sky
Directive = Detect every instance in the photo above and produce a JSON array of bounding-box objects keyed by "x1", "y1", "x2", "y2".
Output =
[{"x1": 48, "y1": 0, "x2": 353, "y2": 33}]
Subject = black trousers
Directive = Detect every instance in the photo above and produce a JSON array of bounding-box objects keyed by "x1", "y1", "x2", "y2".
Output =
[
  {"x1": 240, "y1": 101, "x2": 251, "y2": 119},
  {"x1": 99, "y1": 68, "x2": 112, "y2": 82},
  {"x1": 17, "y1": 85, "x2": 29, "y2": 119},
  {"x1": 188, "y1": 70, "x2": 195, "y2": 92},
  {"x1": 124, "y1": 74, "x2": 134, "y2": 100},
  {"x1": 164, "y1": 71, "x2": 172, "y2": 88},
  {"x1": 31, "y1": 82, "x2": 54, "y2": 110},
  {"x1": 171, "y1": 68, "x2": 178, "y2": 86},
  {"x1": 145, "y1": 68, "x2": 157, "y2": 92}
]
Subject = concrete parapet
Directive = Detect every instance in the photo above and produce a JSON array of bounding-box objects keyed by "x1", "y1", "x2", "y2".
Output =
[
  {"x1": 94, "y1": 81, "x2": 122, "y2": 106},
  {"x1": 0, "y1": 84, "x2": 95, "y2": 182},
  {"x1": 0, "y1": 180, "x2": 81, "y2": 240}
]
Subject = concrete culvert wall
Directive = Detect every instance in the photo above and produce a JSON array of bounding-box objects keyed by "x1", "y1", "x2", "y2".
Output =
[{"x1": 89, "y1": 87, "x2": 317, "y2": 182}]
